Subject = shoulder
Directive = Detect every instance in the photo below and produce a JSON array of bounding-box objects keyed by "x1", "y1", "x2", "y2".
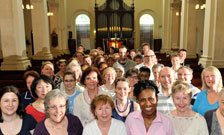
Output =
[
  {"x1": 126, "y1": 111, "x2": 141, "y2": 122},
  {"x1": 112, "y1": 118, "x2": 125, "y2": 126},
  {"x1": 23, "y1": 114, "x2": 37, "y2": 124},
  {"x1": 84, "y1": 120, "x2": 97, "y2": 129},
  {"x1": 194, "y1": 113, "x2": 207, "y2": 122},
  {"x1": 157, "y1": 111, "x2": 172, "y2": 124},
  {"x1": 74, "y1": 92, "x2": 84, "y2": 101},
  {"x1": 198, "y1": 90, "x2": 207, "y2": 96},
  {"x1": 83, "y1": 120, "x2": 97, "y2": 135},
  {"x1": 67, "y1": 113, "x2": 82, "y2": 123},
  {"x1": 33, "y1": 119, "x2": 48, "y2": 134},
  {"x1": 204, "y1": 109, "x2": 216, "y2": 119},
  {"x1": 67, "y1": 113, "x2": 83, "y2": 134}
]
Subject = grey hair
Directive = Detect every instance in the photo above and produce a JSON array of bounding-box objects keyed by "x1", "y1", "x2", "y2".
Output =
[{"x1": 44, "y1": 89, "x2": 68, "y2": 117}]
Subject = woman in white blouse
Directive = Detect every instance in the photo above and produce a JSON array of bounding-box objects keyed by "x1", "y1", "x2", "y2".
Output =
[
  {"x1": 73, "y1": 67, "x2": 109, "y2": 126},
  {"x1": 83, "y1": 95, "x2": 127, "y2": 135},
  {"x1": 167, "y1": 81, "x2": 209, "y2": 135}
]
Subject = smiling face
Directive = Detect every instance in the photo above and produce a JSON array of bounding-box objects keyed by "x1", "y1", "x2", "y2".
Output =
[
  {"x1": 36, "y1": 80, "x2": 53, "y2": 100},
  {"x1": 47, "y1": 97, "x2": 66, "y2": 123},
  {"x1": 104, "y1": 71, "x2": 116, "y2": 85},
  {"x1": 144, "y1": 50, "x2": 155, "y2": 65},
  {"x1": 0, "y1": 92, "x2": 19, "y2": 116},
  {"x1": 137, "y1": 89, "x2": 157, "y2": 117},
  {"x1": 94, "y1": 102, "x2": 112, "y2": 123},
  {"x1": 172, "y1": 91, "x2": 191, "y2": 113},
  {"x1": 63, "y1": 74, "x2": 76, "y2": 91},
  {"x1": 84, "y1": 71, "x2": 99, "y2": 90},
  {"x1": 159, "y1": 67, "x2": 174, "y2": 91},
  {"x1": 153, "y1": 67, "x2": 162, "y2": 81},
  {"x1": 177, "y1": 68, "x2": 192, "y2": 83},
  {"x1": 171, "y1": 56, "x2": 180, "y2": 67},
  {"x1": 204, "y1": 71, "x2": 220, "y2": 90},
  {"x1": 115, "y1": 81, "x2": 130, "y2": 101},
  {"x1": 41, "y1": 64, "x2": 54, "y2": 77}
]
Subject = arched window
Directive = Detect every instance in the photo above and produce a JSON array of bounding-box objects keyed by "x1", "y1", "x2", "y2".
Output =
[
  {"x1": 75, "y1": 14, "x2": 90, "y2": 46},
  {"x1": 139, "y1": 14, "x2": 154, "y2": 47}
]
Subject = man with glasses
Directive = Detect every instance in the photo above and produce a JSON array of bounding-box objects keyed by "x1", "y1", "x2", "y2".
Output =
[
  {"x1": 135, "y1": 49, "x2": 156, "y2": 80},
  {"x1": 177, "y1": 66, "x2": 200, "y2": 104}
]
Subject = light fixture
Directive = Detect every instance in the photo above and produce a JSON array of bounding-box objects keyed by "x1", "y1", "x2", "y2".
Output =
[
  {"x1": 195, "y1": 4, "x2": 200, "y2": 9},
  {"x1": 47, "y1": 12, "x2": 54, "y2": 16},
  {"x1": 22, "y1": 4, "x2": 34, "y2": 10},
  {"x1": 200, "y1": 4, "x2": 205, "y2": 9},
  {"x1": 176, "y1": 12, "x2": 179, "y2": 16}
]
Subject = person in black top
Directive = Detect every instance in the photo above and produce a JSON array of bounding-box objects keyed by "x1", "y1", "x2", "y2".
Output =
[
  {"x1": 0, "y1": 86, "x2": 37, "y2": 135},
  {"x1": 21, "y1": 70, "x2": 39, "y2": 109}
]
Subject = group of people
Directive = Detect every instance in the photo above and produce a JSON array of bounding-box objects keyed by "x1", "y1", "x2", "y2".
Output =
[{"x1": 0, "y1": 43, "x2": 223, "y2": 135}]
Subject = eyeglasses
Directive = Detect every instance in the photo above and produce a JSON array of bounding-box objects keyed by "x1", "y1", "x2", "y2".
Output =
[
  {"x1": 144, "y1": 55, "x2": 155, "y2": 58},
  {"x1": 64, "y1": 79, "x2": 75, "y2": 83},
  {"x1": 177, "y1": 74, "x2": 191, "y2": 76},
  {"x1": 48, "y1": 104, "x2": 66, "y2": 110}
]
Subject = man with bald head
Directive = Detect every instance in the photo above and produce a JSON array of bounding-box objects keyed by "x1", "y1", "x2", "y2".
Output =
[
  {"x1": 157, "y1": 66, "x2": 175, "y2": 114},
  {"x1": 135, "y1": 49, "x2": 156, "y2": 80}
]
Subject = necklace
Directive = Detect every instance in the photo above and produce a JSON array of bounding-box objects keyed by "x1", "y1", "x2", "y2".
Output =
[
  {"x1": 48, "y1": 118, "x2": 66, "y2": 129},
  {"x1": 116, "y1": 99, "x2": 129, "y2": 113}
]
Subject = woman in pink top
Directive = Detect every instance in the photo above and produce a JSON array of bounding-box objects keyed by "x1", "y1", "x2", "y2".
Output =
[{"x1": 125, "y1": 80, "x2": 174, "y2": 135}]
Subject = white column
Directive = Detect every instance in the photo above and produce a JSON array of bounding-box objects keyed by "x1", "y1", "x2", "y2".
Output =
[
  {"x1": 31, "y1": 0, "x2": 53, "y2": 60},
  {"x1": 0, "y1": 0, "x2": 31, "y2": 70},
  {"x1": 199, "y1": 0, "x2": 224, "y2": 68},
  {"x1": 179, "y1": 0, "x2": 198, "y2": 58},
  {"x1": 179, "y1": 0, "x2": 188, "y2": 50},
  {"x1": 161, "y1": 0, "x2": 172, "y2": 54},
  {"x1": 58, "y1": 0, "x2": 69, "y2": 54}
]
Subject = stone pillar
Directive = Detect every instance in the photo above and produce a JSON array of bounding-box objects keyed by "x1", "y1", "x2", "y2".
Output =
[
  {"x1": 179, "y1": 0, "x2": 198, "y2": 58},
  {"x1": 0, "y1": 0, "x2": 31, "y2": 70},
  {"x1": 161, "y1": 0, "x2": 172, "y2": 54},
  {"x1": 58, "y1": 0, "x2": 69, "y2": 54},
  {"x1": 199, "y1": 0, "x2": 224, "y2": 68},
  {"x1": 31, "y1": 0, "x2": 53, "y2": 60}
]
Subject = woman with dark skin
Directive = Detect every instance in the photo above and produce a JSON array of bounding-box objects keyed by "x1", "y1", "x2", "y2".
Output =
[{"x1": 125, "y1": 80, "x2": 174, "y2": 135}]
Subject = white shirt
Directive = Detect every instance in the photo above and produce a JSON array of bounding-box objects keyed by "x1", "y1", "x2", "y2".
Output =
[{"x1": 83, "y1": 118, "x2": 127, "y2": 135}]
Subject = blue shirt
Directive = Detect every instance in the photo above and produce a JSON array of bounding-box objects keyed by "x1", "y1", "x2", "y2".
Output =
[
  {"x1": 68, "y1": 90, "x2": 82, "y2": 114},
  {"x1": 192, "y1": 90, "x2": 218, "y2": 116}
]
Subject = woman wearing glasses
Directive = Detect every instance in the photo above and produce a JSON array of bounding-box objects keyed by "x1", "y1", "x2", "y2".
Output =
[
  {"x1": 62, "y1": 71, "x2": 82, "y2": 113},
  {"x1": 34, "y1": 89, "x2": 83, "y2": 135}
]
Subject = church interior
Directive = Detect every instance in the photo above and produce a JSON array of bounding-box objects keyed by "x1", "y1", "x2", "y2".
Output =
[{"x1": 0, "y1": 0, "x2": 224, "y2": 91}]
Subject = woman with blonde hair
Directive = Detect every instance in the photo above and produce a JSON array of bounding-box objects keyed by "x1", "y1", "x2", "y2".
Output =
[
  {"x1": 99, "y1": 67, "x2": 117, "y2": 97},
  {"x1": 193, "y1": 66, "x2": 223, "y2": 115},
  {"x1": 167, "y1": 81, "x2": 208, "y2": 135}
]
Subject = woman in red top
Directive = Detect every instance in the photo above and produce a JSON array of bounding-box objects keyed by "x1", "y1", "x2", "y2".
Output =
[{"x1": 25, "y1": 75, "x2": 54, "y2": 122}]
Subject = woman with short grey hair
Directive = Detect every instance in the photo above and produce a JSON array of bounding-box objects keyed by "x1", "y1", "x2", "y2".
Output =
[{"x1": 34, "y1": 89, "x2": 83, "y2": 135}]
